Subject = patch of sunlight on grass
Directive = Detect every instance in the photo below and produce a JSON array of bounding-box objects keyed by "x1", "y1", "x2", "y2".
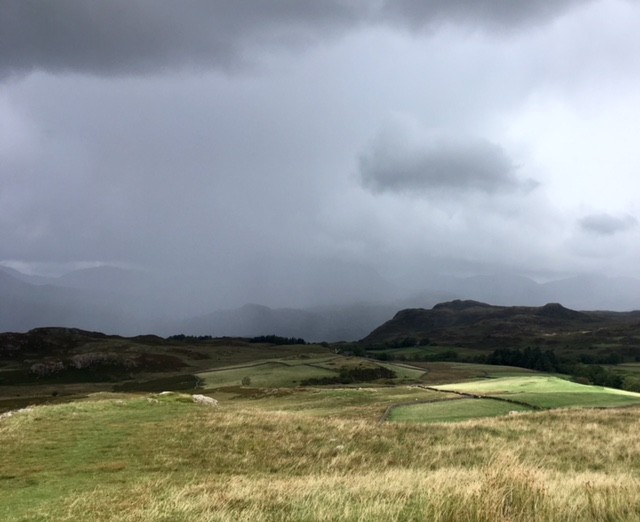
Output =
[{"x1": 389, "y1": 398, "x2": 532, "y2": 424}]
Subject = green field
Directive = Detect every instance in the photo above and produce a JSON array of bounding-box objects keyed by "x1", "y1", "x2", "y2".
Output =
[
  {"x1": 376, "y1": 361, "x2": 427, "y2": 380},
  {"x1": 196, "y1": 356, "x2": 424, "y2": 391},
  {"x1": 438, "y1": 375, "x2": 640, "y2": 409},
  {"x1": 385, "y1": 375, "x2": 640, "y2": 424},
  {"x1": 194, "y1": 368, "x2": 640, "y2": 424},
  {"x1": 198, "y1": 361, "x2": 337, "y2": 388},
  {"x1": 390, "y1": 398, "x2": 533, "y2": 423},
  {"x1": 416, "y1": 361, "x2": 538, "y2": 385},
  {"x1": 231, "y1": 386, "x2": 455, "y2": 421}
]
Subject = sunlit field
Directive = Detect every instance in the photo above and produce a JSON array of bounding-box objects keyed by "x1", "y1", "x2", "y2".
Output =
[
  {"x1": 437, "y1": 375, "x2": 640, "y2": 409},
  {"x1": 389, "y1": 398, "x2": 533, "y2": 423}
]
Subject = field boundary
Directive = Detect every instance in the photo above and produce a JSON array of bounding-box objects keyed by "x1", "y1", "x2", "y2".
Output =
[
  {"x1": 198, "y1": 356, "x2": 342, "y2": 375},
  {"x1": 417, "y1": 384, "x2": 544, "y2": 410},
  {"x1": 379, "y1": 384, "x2": 543, "y2": 424}
]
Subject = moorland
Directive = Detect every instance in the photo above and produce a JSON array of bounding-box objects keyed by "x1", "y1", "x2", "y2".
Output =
[{"x1": 3, "y1": 300, "x2": 640, "y2": 520}]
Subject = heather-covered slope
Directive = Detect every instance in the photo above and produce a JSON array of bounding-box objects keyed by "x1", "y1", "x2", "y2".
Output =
[{"x1": 361, "y1": 300, "x2": 640, "y2": 352}]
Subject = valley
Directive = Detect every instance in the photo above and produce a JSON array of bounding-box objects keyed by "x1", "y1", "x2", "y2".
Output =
[{"x1": 3, "y1": 302, "x2": 640, "y2": 520}]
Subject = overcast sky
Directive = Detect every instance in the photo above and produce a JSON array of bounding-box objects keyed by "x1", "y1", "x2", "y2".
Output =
[{"x1": 2, "y1": 0, "x2": 640, "y2": 308}]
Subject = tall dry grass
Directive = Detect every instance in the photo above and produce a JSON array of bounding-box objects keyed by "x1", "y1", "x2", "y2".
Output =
[
  {"x1": 4, "y1": 398, "x2": 640, "y2": 521},
  {"x1": 55, "y1": 453, "x2": 640, "y2": 521}
]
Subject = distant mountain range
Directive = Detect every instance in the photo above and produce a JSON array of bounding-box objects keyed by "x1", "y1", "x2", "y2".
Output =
[
  {"x1": 0, "y1": 268, "x2": 148, "y2": 335},
  {"x1": 182, "y1": 303, "x2": 401, "y2": 342},
  {"x1": 2, "y1": 264, "x2": 640, "y2": 341},
  {"x1": 430, "y1": 273, "x2": 640, "y2": 311}
]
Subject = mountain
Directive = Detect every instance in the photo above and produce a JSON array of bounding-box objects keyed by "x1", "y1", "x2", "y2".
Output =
[
  {"x1": 0, "y1": 268, "x2": 148, "y2": 334},
  {"x1": 221, "y1": 258, "x2": 403, "y2": 309},
  {"x1": 540, "y1": 274, "x2": 640, "y2": 311},
  {"x1": 0, "y1": 267, "x2": 401, "y2": 340},
  {"x1": 179, "y1": 303, "x2": 394, "y2": 342},
  {"x1": 0, "y1": 265, "x2": 445, "y2": 340},
  {"x1": 56, "y1": 266, "x2": 151, "y2": 293},
  {"x1": 425, "y1": 273, "x2": 640, "y2": 311},
  {"x1": 433, "y1": 274, "x2": 545, "y2": 306},
  {"x1": 178, "y1": 290, "x2": 455, "y2": 342},
  {"x1": 360, "y1": 299, "x2": 640, "y2": 349},
  {"x1": 0, "y1": 266, "x2": 54, "y2": 286}
]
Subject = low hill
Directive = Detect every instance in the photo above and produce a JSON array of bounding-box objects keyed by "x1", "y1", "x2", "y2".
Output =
[
  {"x1": 361, "y1": 300, "x2": 640, "y2": 353},
  {"x1": 0, "y1": 328, "x2": 335, "y2": 412}
]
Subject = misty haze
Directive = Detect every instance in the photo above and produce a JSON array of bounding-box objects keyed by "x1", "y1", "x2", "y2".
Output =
[{"x1": 2, "y1": 0, "x2": 640, "y2": 338}]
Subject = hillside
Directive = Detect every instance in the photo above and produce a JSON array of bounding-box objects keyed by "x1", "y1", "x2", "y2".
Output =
[
  {"x1": 0, "y1": 328, "x2": 333, "y2": 411},
  {"x1": 361, "y1": 300, "x2": 640, "y2": 355}
]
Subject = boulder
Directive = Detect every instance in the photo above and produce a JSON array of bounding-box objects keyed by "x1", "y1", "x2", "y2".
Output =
[{"x1": 192, "y1": 394, "x2": 218, "y2": 407}]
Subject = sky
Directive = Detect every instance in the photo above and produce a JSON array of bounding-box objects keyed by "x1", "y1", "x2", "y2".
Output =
[{"x1": 2, "y1": 0, "x2": 640, "y2": 309}]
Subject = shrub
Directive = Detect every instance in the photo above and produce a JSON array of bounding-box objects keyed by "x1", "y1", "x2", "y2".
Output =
[
  {"x1": 30, "y1": 361, "x2": 65, "y2": 377},
  {"x1": 623, "y1": 377, "x2": 640, "y2": 393},
  {"x1": 70, "y1": 352, "x2": 138, "y2": 370},
  {"x1": 249, "y1": 335, "x2": 306, "y2": 345}
]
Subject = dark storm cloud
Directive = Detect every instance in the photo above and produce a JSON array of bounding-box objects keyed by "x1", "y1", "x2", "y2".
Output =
[
  {"x1": 3, "y1": 0, "x2": 640, "y2": 321},
  {"x1": 0, "y1": 0, "x2": 368, "y2": 76},
  {"x1": 381, "y1": 0, "x2": 593, "y2": 32},
  {"x1": 579, "y1": 213, "x2": 638, "y2": 236},
  {"x1": 359, "y1": 126, "x2": 533, "y2": 195},
  {"x1": 1, "y1": 0, "x2": 592, "y2": 77}
]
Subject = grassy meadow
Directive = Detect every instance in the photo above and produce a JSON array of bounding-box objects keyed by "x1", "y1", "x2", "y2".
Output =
[
  {"x1": 4, "y1": 338, "x2": 640, "y2": 521},
  {"x1": 3, "y1": 392, "x2": 640, "y2": 521}
]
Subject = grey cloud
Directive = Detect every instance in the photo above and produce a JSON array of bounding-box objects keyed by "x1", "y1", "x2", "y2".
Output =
[
  {"x1": 1, "y1": 0, "x2": 593, "y2": 77},
  {"x1": 0, "y1": 0, "x2": 368, "y2": 76},
  {"x1": 381, "y1": 0, "x2": 593, "y2": 33},
  {"x1": 3, "y1": 0, "x2": 640, "y2": 325},
  {"x1": 360, "y1": 127, "x2": 532, "y2": 195},
  {"x1": 579, "y1": 213, "x2": 638, "y2": 236}
]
